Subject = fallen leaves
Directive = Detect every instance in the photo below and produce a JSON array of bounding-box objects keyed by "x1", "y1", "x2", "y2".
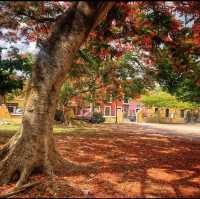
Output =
[{"x1": 0, "y1": 124, "x2": 200, "y2": 197}]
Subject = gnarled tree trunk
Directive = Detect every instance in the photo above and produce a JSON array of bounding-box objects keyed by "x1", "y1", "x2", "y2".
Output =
[{"x1": 0, "y1": 1, "x2": 115, "y2": 187}]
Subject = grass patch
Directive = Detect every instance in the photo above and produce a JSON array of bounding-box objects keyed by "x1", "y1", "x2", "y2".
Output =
[
  {"x1": 0, "y1": 122, "x2": 99, "y2": 135},
  {"x1": 0, "y1": 123, "x2": 20, "y2": 134}
]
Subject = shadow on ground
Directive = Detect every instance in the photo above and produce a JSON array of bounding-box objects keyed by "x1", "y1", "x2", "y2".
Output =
[{"x1": 0, "y1": 124, "x2": 200, "y2": 198}]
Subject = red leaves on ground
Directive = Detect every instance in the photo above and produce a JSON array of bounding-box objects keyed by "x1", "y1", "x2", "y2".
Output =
[{"x1": 1, "y1": 124, "x2": 200, "y2": 198}]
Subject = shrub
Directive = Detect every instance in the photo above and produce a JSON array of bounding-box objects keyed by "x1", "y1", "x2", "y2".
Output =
[
  {"x1": 90, "y1": 112, "x2": 105, "y2": 124},
  {"x1": 54, "y1": 110, "x2": 65, "y2": 123}
]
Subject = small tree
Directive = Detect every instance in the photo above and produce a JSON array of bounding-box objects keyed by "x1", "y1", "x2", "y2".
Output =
[
  {"x1": 0, "y1": 48, "x2": 32, "y2": 104},
  {"x1": 141, "y1": 89, "x2": 199, "y2": 110}
]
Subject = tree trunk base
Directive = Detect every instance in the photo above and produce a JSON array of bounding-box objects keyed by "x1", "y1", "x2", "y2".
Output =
[{"x1": 0, "y1": 133, "x2": 64, "y2": 188}]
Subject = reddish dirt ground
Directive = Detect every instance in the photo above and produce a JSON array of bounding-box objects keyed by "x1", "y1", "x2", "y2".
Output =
[{"x1": 0, "y1": 124, "x2": 200, "y2": 198}]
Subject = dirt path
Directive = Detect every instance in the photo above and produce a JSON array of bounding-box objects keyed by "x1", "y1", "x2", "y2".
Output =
[
  {"x1": 0, "y1": 124, "x2": 200, "y2": 198},
  {"x1": 136, "y1": 123, "x2": 200, "y2": 141}
]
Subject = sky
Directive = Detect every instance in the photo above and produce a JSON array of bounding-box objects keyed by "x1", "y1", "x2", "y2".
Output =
[
  {"x1": 0, "y1": 28, "x2": 38, "y2": 59},
  {"x1": 0, "y1": 40, "x2": 37, "y2": 57}
]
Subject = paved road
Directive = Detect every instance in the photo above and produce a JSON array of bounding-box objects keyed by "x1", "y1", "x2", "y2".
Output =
[{"x1": 135, "y1": 122, "x2": 200, "y2": 141}]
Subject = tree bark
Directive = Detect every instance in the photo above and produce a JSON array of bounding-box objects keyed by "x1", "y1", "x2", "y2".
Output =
[
  {"x1": 91, "y1": 89, "x2": 96, "y2": 116},
  {"x1": 115, "y1": 100, "x2": 118, "y2": 124},
  {"x1": 0, "y1": 94, "x2": 5, "y2": 105},
  {"x1": 0, "y1": 1, "x2": 115, "y2": 187}
]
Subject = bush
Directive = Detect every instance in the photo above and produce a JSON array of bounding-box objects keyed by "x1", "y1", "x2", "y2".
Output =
[
  {"x1": 54, "y1": 110, "x2": 65, "y2": 123},
  {"x1": 90, "y1": 112, "x2": 105, "y2": 124}
]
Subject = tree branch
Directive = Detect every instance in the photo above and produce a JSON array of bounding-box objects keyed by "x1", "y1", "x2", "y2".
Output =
[
  {"x1": 75, "y1": 84, "x2": 105, "y2": 95},
  {"x1": 89, "y1": 2, "x2": 116, "y2": 30},
  {"x1": 16, "y1": 10, "x2": 58, "y2": 23},
  {"x1": 0, "y1": 181, "x2": 41, "y2": 198}
]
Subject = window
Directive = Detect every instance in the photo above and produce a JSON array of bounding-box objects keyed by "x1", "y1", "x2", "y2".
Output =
[
  {"x1": 136, "y1": 104, "x2": 140, "y2": 109},
  {"x1": 155, "y1": 108, "x2": 158, "y2": 113},
  {"x1": 83, "y1": 109, "x2": 88, "y2": 114},
  {"x1": 165, "y1": 109, "x2": 169, "y2": 117},
  {"x1": 104, "y1": 106, "x2": 111, "y2": 116},
  {"x1": 123, "y1": 104, "x2": 129, "y2": 118},
  {"x1": 6, "y1": 103, "x2": 18, "y2": 113},
  {"x1": 180, "y1": 110, "x2": 184, "y2": 118},
  {"x1": 124, "y1": 96, "x2": 129, "y2": 103},
  {"x1": 7, "y1": 106, "x2": 15, "y2": 113}
]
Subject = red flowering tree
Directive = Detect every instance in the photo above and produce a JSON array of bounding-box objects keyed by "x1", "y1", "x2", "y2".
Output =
[
  {"x1": 0, "y1": 1, "x2": 200, "y2": 187},
  {"x1": 0, "y1": 1, "x2": 115, "y2": 187}
]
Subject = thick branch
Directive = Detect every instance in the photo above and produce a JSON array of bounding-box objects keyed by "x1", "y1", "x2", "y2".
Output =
[
  {"x1": 32, "y1": 1, "x2": 116, "y2": 91},
  {"x1": 89, "y1": 2, "x2": 116, "y2": 31}
]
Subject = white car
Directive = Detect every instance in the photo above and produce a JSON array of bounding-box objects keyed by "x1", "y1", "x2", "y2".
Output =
[{"x1": 15, "y1": 108, "x2": 23, "y2": 114}]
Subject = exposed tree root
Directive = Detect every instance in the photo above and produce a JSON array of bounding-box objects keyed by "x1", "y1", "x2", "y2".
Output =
[
  {"x1": 0, "y1": 181, "x2": 41, "y2": 198},
  {"x1": 0, "y1": 134, "x2": 19, "y2": 161},
  {"x1": 0, "y1": 144, "x2": 9, "y2": 161},
  {"x1": 0, "y1": 134, "x2": 64, "y2": 188}
]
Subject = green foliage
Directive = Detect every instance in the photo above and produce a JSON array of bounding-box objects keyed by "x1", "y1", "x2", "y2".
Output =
[
  {"x1": 142, "y1": 10, "x2": 173, "y2": 35},
  {"x1": 173, "y1": 78, "x2": 200, "y2": 103},
  {"x1": 152, "y1": 45, "x2": 200, "y2": 103},
  {"x1": 60, "y1": 48, "x2": 153, "y2": 108},
  {"x1": 90, "y1": 112, "x2": 105, "y2": 124},
  {"x1": 0, "y1": 50, "x2": 32, "y2": 97},
  {"x1": 116, "y1": 51, "x2": 153, "y2": 98},
  {"x1": 141, "y1": 90, "x2": 199, "y2": 109},
  {"x1": 59, "y1": 82, "x2": 75, "y2": 105},
  {"x1": 6, "y1": 89, "x2": 22, "y2": 101},
  {"x1": 155, "y1": 57, "x2": 182, "y2": 91}
]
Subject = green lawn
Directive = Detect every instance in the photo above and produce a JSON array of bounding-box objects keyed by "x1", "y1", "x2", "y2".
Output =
[
  {"x1": 0, "y1": 123, "x2": 20, "y2": 134},
  {"x1": 0, "y1": 122, "x2": 99, "y2": 135}
]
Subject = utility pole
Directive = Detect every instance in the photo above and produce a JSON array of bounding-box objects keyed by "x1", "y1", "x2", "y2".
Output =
[{"x1": 115, "y1": 100, "x2": 118, "y2": 124}]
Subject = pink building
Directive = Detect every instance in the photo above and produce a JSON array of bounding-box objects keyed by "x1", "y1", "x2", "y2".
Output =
[{"x1": 69, "y1": 95, "x2": 142, "y2": 123}]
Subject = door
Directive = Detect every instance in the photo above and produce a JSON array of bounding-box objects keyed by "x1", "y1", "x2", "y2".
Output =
[
  {"x1": 123, "y1": 104, "x2": 129, "y2": 118},
  {"x1": 116, "y1": 107, "x2": 123, "y2": 123}
]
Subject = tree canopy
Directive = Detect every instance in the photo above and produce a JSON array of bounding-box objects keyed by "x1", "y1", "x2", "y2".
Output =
[
  {"x1": 1, "y1": 1, "x2": 200, "y2": 101},
  {"x1": 141, "y1": 89, "x2": 199, "y2": 109}
]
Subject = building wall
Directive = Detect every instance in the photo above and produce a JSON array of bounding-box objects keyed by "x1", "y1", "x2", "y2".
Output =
[
  {"x1": 104, "y1": 116, "x2": 116, "y2": 123},
  {"x1": 61, "y1": 96, "x2": 200, "y2": 124},
  {"x1": 0, "y1": 104, "x2": 11, "y2": 119},
  {"x1": 104, "y1": 107, "x2": 124, "y2": 123},
  {"x1": 137, "y1": 107, "x2": 187, "y2": 124},
  {"x1": 70, "y1": 96, "x2": 140, "y2": 123}
]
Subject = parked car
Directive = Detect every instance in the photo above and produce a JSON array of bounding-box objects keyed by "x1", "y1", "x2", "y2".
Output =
[
  {"x1": 15, "y1": 108, "x2": 23, "y2": 114},
  {"x1": 11, "y1": 108, "x2": 23, "y2": 116}
]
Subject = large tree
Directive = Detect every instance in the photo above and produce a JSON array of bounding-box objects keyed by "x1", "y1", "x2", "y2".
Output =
[{"x1": 0, "y1": 1, "x2": 115, "y2": 187}]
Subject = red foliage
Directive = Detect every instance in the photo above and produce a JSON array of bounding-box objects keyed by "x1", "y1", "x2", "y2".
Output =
[
  {"x1": 171, "y1": 18, "x2": 182, "y2": 32},
  {"x1": 196, "y1": 79, "x2": 200, "y2": 87},
  {"x1": 1, "y1": 1, "x2": 200, "y2": 66},
  {"x1": 143, "y1": 36, "x2": 152, "y2": 49},
  {"x1": 192, "y1": 24, "x2": 200, "y2": 45}
]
